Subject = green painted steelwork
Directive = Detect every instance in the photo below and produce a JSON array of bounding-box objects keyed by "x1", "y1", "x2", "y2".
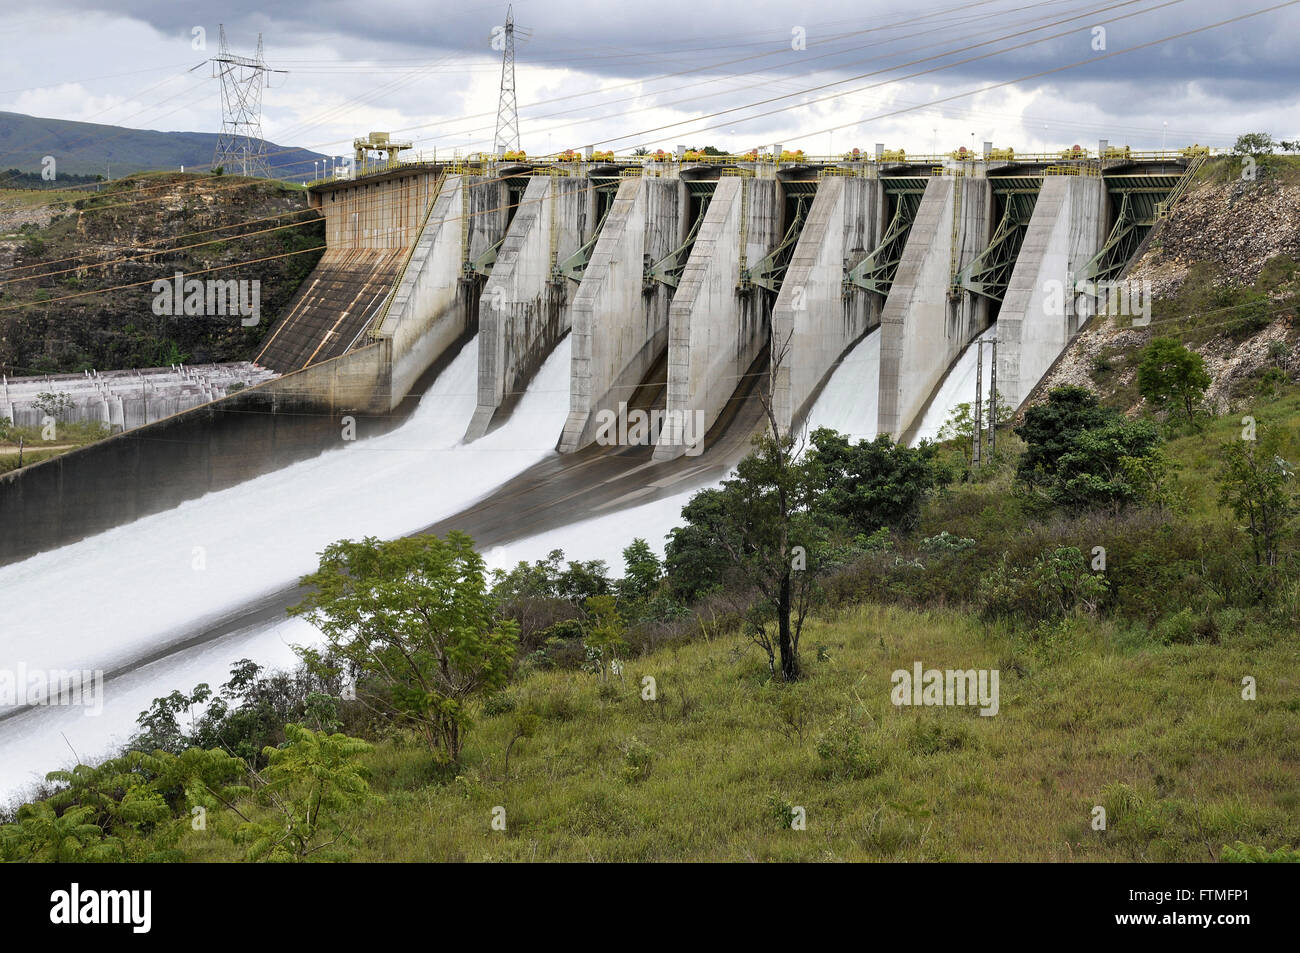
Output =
[
  {"x1": 956, "y1": 189, "x2": 1038, "y2": 302},
  {"x1": 844, "y1": 190, "x2": 922, "y2": 297},
  {"x1": 645, "y1": 193, "x2": 713, "y2": 289},
  {"x1": 469, "y1": 234, "x2": 506, "y2": 276},
  {"x1": 556, "y1": 199, "x2": 613, "y2": 281},
  {"x1": 1078, "y1": 191, "x2": 1141, "y2": 285},
  {"x1": 744, "y1": 195, "x2": 810, "y2": 292}
]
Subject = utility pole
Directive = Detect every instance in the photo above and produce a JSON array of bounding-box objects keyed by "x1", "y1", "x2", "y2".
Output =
[
  {"x1": 973, "y1": 339, "x2": 984, "y2": 469},
  {"x1": 211, "y1": 25, "x2": 285, "y2": 177},
  {"x1": 987, "y1": 337, "x2": 998, "y2": 456},
  {"x1": 493, "y1": 6, "x2": 526, "y2": 154}
]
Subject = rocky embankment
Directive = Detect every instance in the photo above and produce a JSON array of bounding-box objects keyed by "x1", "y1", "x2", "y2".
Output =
[
  {"x1": 0, "y1": 173, "x2": 323, "y2": 374},
  {"x1": 1037, "y1": 161, "x2": 1300, "y2": 414}
]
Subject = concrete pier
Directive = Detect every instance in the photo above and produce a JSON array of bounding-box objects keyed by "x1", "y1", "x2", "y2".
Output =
[
  {"x1": 877, "y1": 173, "x2": 993, "y2": 440},
  {"x1": 375, "y1": 174, "x2": 510, "y2": 407},
  {"x1": 996, "y1": 175, "x2": 1108, "y2": 409},
  {"x1": 466, "y1": 174, "x2": 595, "y2": 439},
  {"x1": 770, "y1": 175, "x2": 884, "y2": 434},
  {"x1": 558, "y1": 175, "x2": 686, "y2": 452},
  {"x1": 654, "y1": 176, "x2": 779, "y2": 460}
]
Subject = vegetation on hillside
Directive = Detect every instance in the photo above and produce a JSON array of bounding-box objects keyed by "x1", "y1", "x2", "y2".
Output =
[
  {"x1": 0, "y1": 172, "x2": 323, "y2": 375},
  {"x1": 3, "y1": 363, "x2": 1296, "y2": 861}
]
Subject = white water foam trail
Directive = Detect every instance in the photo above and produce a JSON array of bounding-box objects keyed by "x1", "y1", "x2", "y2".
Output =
[
  {"x1": 0, "y1": 325, "x2": 890, "y2": 801},
  {"x1": 803, "y1": 328, "x2": 881, "y2": 441},
  {"x1": 0, "y1": 335, "x2": 573, "y2": 799},
  {"x1": 909, "y1": 324, "x2": 998, "y2": 446}
]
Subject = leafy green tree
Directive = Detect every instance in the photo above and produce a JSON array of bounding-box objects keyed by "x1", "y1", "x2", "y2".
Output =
[
  {"x1": 674, "y1": 431, "x2": 823, "y2": 680},
  {"x1": 665, "y1": 490, "x2": 733, "y2": 602},
  {"x1": 1049, "y1": 418, "x2": 1166, "y2": 511},
  {"x1": 1, "y1": 747, "x2": 248, "y2": 862},
  {"x1": 618, "y1": 538, "x2": 663, "y2": 603},
  {"x1": 1217, "y1": 423, "x2": 1296, "y2": 568},
  {"x1": 134, "y1": 684, "x2": 213, "y2": 753},
  {"x1": 1232, "y1": 132, "x2": 1275, "y2": 155},
  {"x1": 1137, "y1": 337, "x2": 1211, "y2": 422},
  {"x1": 582, "y1": 595, "x2": 626, "y2": 679},
  {"x1": 1015, "y1": 385, "x2": 1114, "y2": 485},
  {"x1": 937, "y1": 394, "x2": 1013, "y2": 444},
  {"x1": 239, "y1": 724, "x2": 374, "y2": 862},
  {"x1": 32, "y1": 391, "x2": 74, "y2": 421},
  {"x1": 805, "y1": 428, "x2": 951, "y2": 535},
  {"x1": 291, "y1": 533, "x2": 518, "y2": 761},
  {"x1": 0, "y1": 802, "x2": 123, "y2": 862}
]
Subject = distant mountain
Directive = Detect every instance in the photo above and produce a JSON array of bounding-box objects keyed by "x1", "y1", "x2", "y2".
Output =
[{"x1": 0, "y1": 111, "x2": 328, "y2": 182}]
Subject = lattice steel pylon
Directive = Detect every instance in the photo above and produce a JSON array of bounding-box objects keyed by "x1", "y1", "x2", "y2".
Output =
[
  {"x1": 493, "y1": 6, "x2": 522, "y2": 154},
  {"x1": 211, "y1": 25, "x2": 281, "y2": 177}
]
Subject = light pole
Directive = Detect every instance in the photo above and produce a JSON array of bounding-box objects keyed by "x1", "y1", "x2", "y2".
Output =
[
  {"x1": 1162, "y1": 121, "x2": 1168, "y2": 152},
  {"x1": 313, "y1": 160, "x2": 319, "y2": 181}
]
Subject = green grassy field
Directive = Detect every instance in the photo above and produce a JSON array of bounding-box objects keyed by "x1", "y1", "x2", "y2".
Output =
[
  {"x1": 176, "y1": 599, "x2": 1297, "y2": 862},
  {"x1": 172, "y1": 388, "x2": 1300, "y2": 863}
]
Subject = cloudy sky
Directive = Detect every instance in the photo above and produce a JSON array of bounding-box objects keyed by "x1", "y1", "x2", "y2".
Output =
[{"x1": 2, "y1": 0, "x2": 1297, "y2": 176}]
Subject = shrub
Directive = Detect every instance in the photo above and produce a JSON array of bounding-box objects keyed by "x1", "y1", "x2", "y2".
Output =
[{"x1": 814, "y1": 721, "x2": 882, "y2": 779}]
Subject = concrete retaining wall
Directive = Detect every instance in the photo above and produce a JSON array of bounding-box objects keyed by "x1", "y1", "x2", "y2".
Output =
[
  {"x1": 996, "y1": 175, "x2": 1108, "y2": 410},
  {"x1": 770, "y1": 175, "x2": 883, "y2": 434},
  {"x1": 877, "y1": 174, "x2": 993, "y2": 440},
  {"x1": 255, "y1": 167, "x2": 444, "y2": 373},
  {"x1": 655, "y1": 176, "x2": 779, "y2": 460},
  {"x1": 559, "y1": 176, "x2": 686, "y2": 452}
]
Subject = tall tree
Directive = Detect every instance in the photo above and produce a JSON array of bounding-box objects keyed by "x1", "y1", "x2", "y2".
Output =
[
  {"x1": 1015, "y1": 386, "x2": 1115, "y2": 485},
  {"x1": 291, "y1": 532, "x2": 517, "y2": 761},
  {"x1": 1218, "y1": 422, "x2": 1296, "y2": 568}
]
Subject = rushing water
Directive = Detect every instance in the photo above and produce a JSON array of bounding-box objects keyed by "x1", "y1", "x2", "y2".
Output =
[
  {"x1": 0, "y1": 335, "x2": 573, "y2": 798},
  {"x1": 0, "y1": 321, "x2": 987, "y2": 800}
]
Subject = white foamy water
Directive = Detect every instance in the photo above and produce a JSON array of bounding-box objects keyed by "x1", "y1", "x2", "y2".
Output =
[
  {"x1": 1, "y1": 323, "x2": 897, "y2": 800},
  {"x1": 0, "y1": 335, "x2": 573, "y2": 798},
  {"x1": 910, "y1": 324, "x2": 998, "y2": 445},
  {"x1": 803, "y1": 328, "x2": 881, "y2": 441}
]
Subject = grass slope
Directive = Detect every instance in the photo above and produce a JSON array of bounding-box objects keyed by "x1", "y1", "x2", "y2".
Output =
[{"x1": 178, "y1": 389, "x2": 1300, "y2": 863}]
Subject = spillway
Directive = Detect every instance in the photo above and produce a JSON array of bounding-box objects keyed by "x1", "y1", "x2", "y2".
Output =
[
  {"x1": 1, "y1": 319, "x2": 885, "y2": 800},
  {"x1": 802, "y1": 329, "x2": 881, "y2": 441},
  {"x1": 0, "y1": 334, "x2": 575, "y2": 799},
  {"x1": 910, "y1": 325, "x2": 998, "y2": 446}
]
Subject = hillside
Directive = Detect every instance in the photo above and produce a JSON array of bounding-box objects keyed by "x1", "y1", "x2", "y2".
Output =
[
  {"x1": 0, "y1": 172, "x2": 324, "y2": 373},
  {"x1": 0, "y1": 111, "x2": 326, "y2": 182},
  {"x1": 1038, "y1": 156, "x2": 1300, "y2": 412}
]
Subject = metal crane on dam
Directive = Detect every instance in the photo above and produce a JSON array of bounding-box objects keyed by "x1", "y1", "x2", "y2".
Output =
[{"x1": 0, "y1": 140, "x2": 1207, "y2": 564}]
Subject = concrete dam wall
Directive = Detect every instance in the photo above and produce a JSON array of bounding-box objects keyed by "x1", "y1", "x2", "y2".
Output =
[
  {"x1": 1, "y1": 150, "x2": 1189, "y2": 566},
  {"x1": 770, "y1": 174, "x2": 884, "y2": 435},
  {"x1": 559, "y1": 175, "x2": 686, "y2": 453}
]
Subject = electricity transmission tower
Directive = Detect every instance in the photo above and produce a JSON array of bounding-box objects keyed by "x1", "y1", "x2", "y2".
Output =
[
  {"x1": 493, "y1": 6, "x2": 529, "y2": 153},
  {"x1": 211, "y1": 25, "x2": 284, "y2": 177}
]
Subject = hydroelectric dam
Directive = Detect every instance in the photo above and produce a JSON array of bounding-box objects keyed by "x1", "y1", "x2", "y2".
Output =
[
  {"x1": 0, "y1": 141, "x2": 1205, "y2": 793},
  {"x1": 0, "y1": 141, "x2": 1201, "y2": 565}
]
